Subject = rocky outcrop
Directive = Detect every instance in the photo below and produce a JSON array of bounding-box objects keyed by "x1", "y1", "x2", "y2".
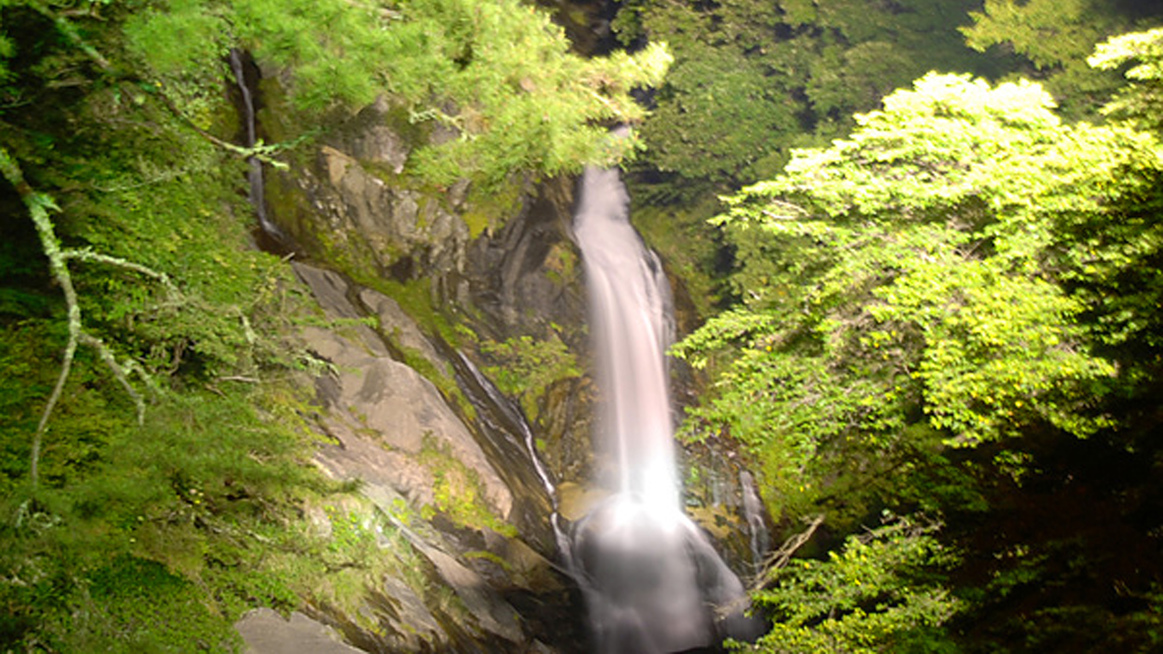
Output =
[
  {"x1": 264, "y1": 98, "x2": 470, "y2": 285},
  {"x1": 248, "y1": 73, "x2": 764, "y2": 651},
  {"x1": 464, "y1": 176, "x2": 583, "y2": 337},
  {"x1": 237, "y1": 609, "x2": 364, "y2": 654},
  {"x1": 265, "y1": 262, "x2": 581, "y2": 653},
  {"x1": 296, "y1": 263, "x2": 511, "y2": 516},
  {"x1": 461, "y1": 177, "x2": 598, "y2": 484}
]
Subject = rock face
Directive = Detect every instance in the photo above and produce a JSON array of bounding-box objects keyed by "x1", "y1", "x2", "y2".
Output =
[
  {"x1": 296, "y1": 263, "x2": 511, "y2": 516},
  {"x1": 251, "y1": 85, "x2": 764, "y2": 652},
  {"x1": 237, "y1": 609, "x2": 364, "y2": 654},
  {"x1": 462, "y1": 177, "x2": 598, "y2": 484},
  {"x1": 265, "y1": 99, "x2": 470, "y2": 285},
  {"x1": 267, "y1": 262, "x2": 580, "y2": 653}
]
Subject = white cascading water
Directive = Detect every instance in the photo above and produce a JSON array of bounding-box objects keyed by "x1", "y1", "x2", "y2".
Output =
[{"x1": 569, "y1": 160, "x2": 760, "y2": 653}]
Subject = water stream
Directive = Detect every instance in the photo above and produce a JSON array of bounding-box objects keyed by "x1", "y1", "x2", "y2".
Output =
[
  {"x1": 568, "y1": 163, "x2": 760, "y2": 653},
  {"x1": 228, "y1": 48, "x2": 290, "y2": 250}
]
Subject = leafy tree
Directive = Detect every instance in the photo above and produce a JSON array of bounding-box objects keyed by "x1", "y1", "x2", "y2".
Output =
[
  {"x1": 617, "y1": 0, "x2": 993, "y2": 195},
  {"x1": 1090, "y1": 26, "x2": 1163, "y2": 130},
  {"x1": 119, "y1": 0, "x2": 670, "y2": 187},
  {"x1": 737, "y1": 516, "x2": 959, "y2": 654},
  {"x1": 478, "y1": 331, "x2": 581, "y2": 421},
  {"x1": 960, "y1": 0, "x2": 1163, "y2": 118},
  {"x1": 674, "y1": 72, "x2": 1163, "y2": 524}
]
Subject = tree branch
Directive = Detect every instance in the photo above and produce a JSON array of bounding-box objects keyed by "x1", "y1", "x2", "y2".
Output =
[
  {"x1": 62, "y1": 247, "x2": 182, "y2": 300},
  {"x1": 78, "y1": 332, "x2": 146, "y2": 424},
  {"x1": 27, "y1": 0, "x2": 114, "y2": 73},
  {"x1": 1, "y1": 147, "x2": 157, "y2": 487},
  {"x1": 755, "y1": 513, "x2": 825, "y2": 590},
  {"x1": 1, "y1": 147, "x2": 82, "y2": 488},
  {"x1": 28, "y1": 2, "x2": 290, "y2": 170}
]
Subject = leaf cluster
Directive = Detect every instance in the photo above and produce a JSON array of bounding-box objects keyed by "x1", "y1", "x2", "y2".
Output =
[
  {"x1": 684, "y1": 73, "x2": 1163, "y2": 484},
  {"x1": 620, "y1": 0, "x2": 994, "y2": 194},
  {"x1": 476, "y1": 329, "x2": 581, "y2": 421},
  {"x1": 739, "y1": 516, "x2": 959, "y2": 654},
  {"x1": 115, "y1": 0, "x2": 671, "y2": 187},
  {"x1": 960, "y1": 0, "x2": 1162, "y2": 119}
]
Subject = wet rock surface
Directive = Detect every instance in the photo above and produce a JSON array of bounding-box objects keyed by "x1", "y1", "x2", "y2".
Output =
[
  {"x1": 247, "y1": 90, "x2": 763, "y2": 652},
  {"x1": 462, "y1": 177, "x2": 597, "y2": 486},
  {"x1": 242, "y1": 261, "x2": 586, "y2": 653}
]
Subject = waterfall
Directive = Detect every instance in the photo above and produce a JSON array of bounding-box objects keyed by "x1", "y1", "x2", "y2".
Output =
[
  {"x1": 573, "y1": 164, "x2": 678, "y2": 510},
  {"x1": 569, "y1": 163, "x2": 761, "y2": 653},
  {"x1": 228, "y1": 48, "x2": 289, "y2": 249}
]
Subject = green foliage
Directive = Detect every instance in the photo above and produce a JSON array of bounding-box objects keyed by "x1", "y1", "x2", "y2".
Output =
[
  {"x1": 0, "y1": 2, "x2": 426, "y2": 646},
  {"x1": 0, "y1": 381, "x2": 325, "y2": 650},
  {"x1": 478, "y1": 331, "x2": 581, "y2": 421},
  {"x1": 963, "y1": 0, "x2": 1121, "y2": 70},
  {"x1": 3, "y1": 0, "x2": 672, "y2": 191},
  {"x1": 737, "y1": 516, "x2": 959, "y2": 654},
  {"x1": 621, "y1": 0, "x2": 992, "y2": 194},
  {"x1": 1091, "y1": 27, "x2": 1163, "y2": 131},
  {"x1": 119, "y1": 0, "x2": 671, "y2": 187},
  {"x1": 960, "y1": 0, "x2": 1159, "y2": 118},
  {"x1": 677, "y1": 73, "x2": 1163, "y2": 525},
  {"x1": 55, "y1": 556, "x2": 240, "y2": 653}
]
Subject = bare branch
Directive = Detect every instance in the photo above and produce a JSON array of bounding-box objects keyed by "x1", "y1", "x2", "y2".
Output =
[
  {"x1": 78, "y1": 332, "x2": 146, "y2": 424},
  {"x1": 1, "y1": 147, "x2": 160, "y2": 486},
  {"x1": 62, "y1": 247, "x2": 182, "y2": 300},
  {"x1": 755, "y1": 513, "x2": 825, "y2": 590},
  {"x1": 0, "y1": 148, "x2": 81, "y2": 488}
]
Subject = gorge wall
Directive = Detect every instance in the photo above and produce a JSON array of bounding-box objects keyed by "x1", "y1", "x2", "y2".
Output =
[{"x1": 234, "y1": 60, "x2": 768, "y2": 652}]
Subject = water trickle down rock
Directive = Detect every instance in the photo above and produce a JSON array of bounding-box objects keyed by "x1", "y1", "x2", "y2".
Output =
[
  {"x1": 257, "y1": 262, "x2": 580, "y2": 653},
  {"x1": 239, "y1": 70, "x2": 598, "y2": 651}
]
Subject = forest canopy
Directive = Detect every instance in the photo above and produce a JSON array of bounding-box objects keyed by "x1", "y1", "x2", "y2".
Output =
[{"x1": 677, "y1": 24, "x2": 1163, "y2": 654}]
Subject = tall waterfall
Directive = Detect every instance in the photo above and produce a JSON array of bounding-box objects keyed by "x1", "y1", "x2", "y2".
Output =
[
  {"x1": 569, "y1": 163, "x2": 761, "y2": 653},
  {"x1": 573, "y1": 164, "x2": 679, "y2": 511}
]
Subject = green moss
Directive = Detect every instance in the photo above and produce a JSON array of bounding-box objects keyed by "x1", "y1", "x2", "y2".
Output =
[
  {"x1": 460, "y1": 177, "x2": 524, "y2": 239},
  {"x1": 543, "y1": 242, "x2": 578, "y2": 287},
  {"x1": 463, "y1": 549, "x2": 512, "y2": 571},
  {"x1": 58, "y1": 555, "x2": 241, "y2": 653},
  {"x1": 630, "y1": 195, "x2": 725, "y2": 320},
  {"x1": 417, "y1": 435, "x2": 517, "y2": 538}
]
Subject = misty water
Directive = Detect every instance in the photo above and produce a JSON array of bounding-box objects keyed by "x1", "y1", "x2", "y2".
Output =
[{"x1": 568, "y1": 163, "x2": 761, "y2": 653}]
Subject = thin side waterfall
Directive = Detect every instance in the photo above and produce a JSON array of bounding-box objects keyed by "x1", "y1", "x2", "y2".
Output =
[
  {"x1": 568, "y1": 163, "x2": 761, "y2": 653},
  {"x1": 228, "y1": 48, "x2": 289, "y2": 248}
]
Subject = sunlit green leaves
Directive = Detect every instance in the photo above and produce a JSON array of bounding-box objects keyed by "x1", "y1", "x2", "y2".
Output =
[
  {"x1": 1091, "y1": 27, "x2": 1163, "y2": 131},
  {"x1": 960, "y1": 0, "x2": 1148, "y2": 118},
  {"x1": 679, "y1": 72, "x2": 1163, "y2": 521},
  {"x1": 738, "y1": 517, "x2": 959, "y2": 654},
  {"x1": 624, "y1": 0, "x2": 987, "y2": 192},
  {"x1": 963, "y1": 0, "x2": 1114, "y2": 70}
]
